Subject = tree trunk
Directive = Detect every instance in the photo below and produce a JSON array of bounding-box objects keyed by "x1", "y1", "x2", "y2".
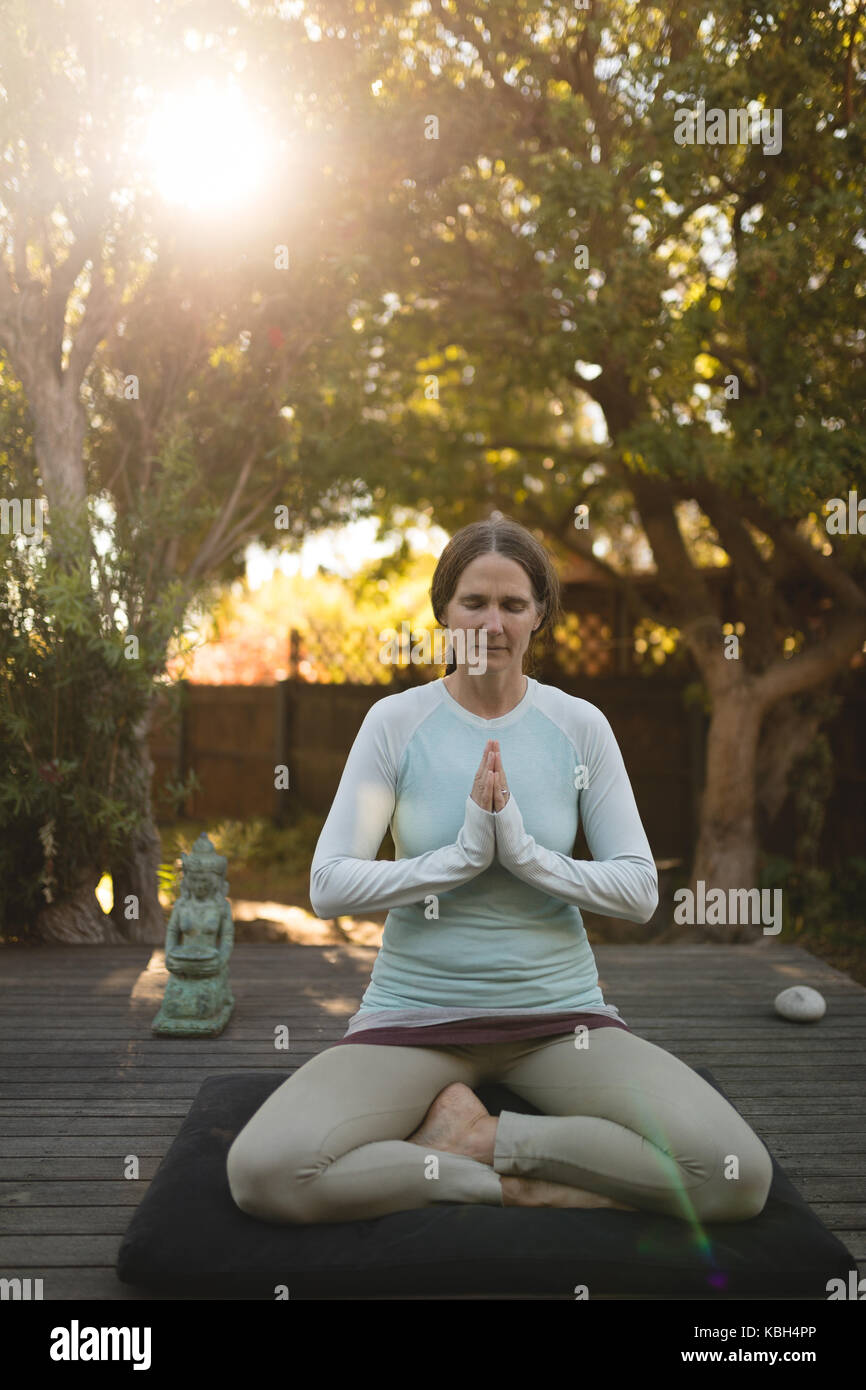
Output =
[
  {"x1": 30, "y1": 372, "x2": 88, "y2": 511},
  {"x1": 30, "y1": 707, "x2": 168, "y2": 946},
  {"x1": 688, "y1": 690, "x2": 765, "y2": 943},
  {"x1": 110, "y1": 811, "x2": 167, "y2": 945},
  {"x1": 755, "y1": 684, "x2": 841, "y2": 832},
  {"x1": 109, "y1": 709, "x2": 168, "y2": 945},
  {"x1": 33, "y1": 869, "x2": 126, "y2": 944}
]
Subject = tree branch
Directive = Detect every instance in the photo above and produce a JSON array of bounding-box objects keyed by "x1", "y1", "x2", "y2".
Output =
[
  {"x1": 185, "y1": 447, "x2": 260, "y2": 583},
  {"x1": 754, "y1": 609, "x2": 866, "y2": 709},
  {"x1": 201, "y1": 479, "x2": 288, "y2": 575},
  {"x1": 66, "y1": 262, "x2": 119, "y2": 391},
  {"x1": 737, "y1": 496, "x2": 866, "y2": 614},
  {"x1": 434, "y1": 1, "x2": 532, "y2": 125},
  {"x1": 686, "y1": 478, "x2": 777, "y2": 663},
  {"x1": 515, "y1": 491, "x2": 676, "y2": 630},
  {"x1": 626, "y1": 472, "x2": 718, "y2": 625}
]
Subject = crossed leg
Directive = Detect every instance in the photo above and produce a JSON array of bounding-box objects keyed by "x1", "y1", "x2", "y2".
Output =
[
  {"x1": 488, "y1": 1027, "x2": 773, "y2": 1223},
  {"x1": 226, "y1": 1041, "x2": 504, "y2": 1224}
]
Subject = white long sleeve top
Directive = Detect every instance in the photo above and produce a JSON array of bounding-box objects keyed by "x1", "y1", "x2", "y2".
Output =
[{"x1": 309, "y1": 676, "x2": 658, "y2": 1036}]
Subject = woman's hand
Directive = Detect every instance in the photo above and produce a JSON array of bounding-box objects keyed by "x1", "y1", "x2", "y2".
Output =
[
  {"x1": 470, "y1": 740, "x2": 510, "y2": 813},
  {"x1": 490, "y1": 741, "x2": 510, "y2": 812},
  {"x1": 470, "y1": 740, "x2": 497, "y2": 811}
]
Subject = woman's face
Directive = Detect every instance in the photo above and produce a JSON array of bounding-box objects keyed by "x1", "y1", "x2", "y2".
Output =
[{"x1": 442, "y1": 553, "x2": 541, "y2": 673}]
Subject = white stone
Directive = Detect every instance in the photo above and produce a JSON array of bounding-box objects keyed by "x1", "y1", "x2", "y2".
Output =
[{"x1": 774, "y1": 986, "x2": 827, "y2": 1022}]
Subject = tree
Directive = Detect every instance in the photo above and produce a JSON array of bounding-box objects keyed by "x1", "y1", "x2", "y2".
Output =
[
  {"x1": 294, "y1": 0, "x2": 866, "y2": 934},
  {"x1": 0, "y1": 0, "x2": 415, "y2": 939}
]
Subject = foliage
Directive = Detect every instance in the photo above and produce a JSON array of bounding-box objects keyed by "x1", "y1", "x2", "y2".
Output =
[
  {"x1": 759, "y1": 852, "x2": 866, "y2": 987},
  {"x1": 167, "y1": 556, "x2": 445, "y2": 685},
  {"x1": 0, "y1": 492, "x2": 187, "y2": 934},
  {"x1": 165, "y1": 813, "x2": 327, "y2": 882},
  {"x1": 306, "y1": 0, "x2": 866, "y2": 693}
]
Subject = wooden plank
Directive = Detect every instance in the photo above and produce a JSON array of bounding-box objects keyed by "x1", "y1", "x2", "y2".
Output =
[
  {"x1": 0, "y1": 1061, "x2": 311, "y2": 1075},
  {"x1": 0, "y1": 1069, "x2": 318, "y2": 1088},
  {"x1": 0, "y1": 1235, "x2": 124, "y2": 1263},
  {"x1": 708, "y1": 1108, "x2": 866, "y2": 1122},
  {"x1": 0, "y1": 1180, "x2": 151, "y2": 1204},
  {"x1": 1, "y1": 1137, "x2": 180, "y2": 1155},
  {"x1": 774, "y1": 1179, "x2": 866, "y2": 1201},
  {"x1": 762, "y1": 1137, "x2": 866, "y2": 1152},
  {"x1": 768, "y1": 1157, "x2": 866, "y2": 1173},
  {"x1": 0, "y1": 1104, "x2": 198, "y2": 1116},
  {"x1": 0, "y1": 1160, "x2": 164, "y2": 1180},
  {"x1": 0, "y1": 1207, "x2": 139, "y2": 1233},
  {"x1": 0, "y1": 1119, "x2": 184, "y2": 1136},
  {"x1": 809, "y1": 1205, "x2": 866, "y2": 1226}
]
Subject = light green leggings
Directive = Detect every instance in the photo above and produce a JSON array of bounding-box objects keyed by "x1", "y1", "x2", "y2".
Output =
[{"x1": 226, "y1": 1026, "x2": 773, "y2": 1225}]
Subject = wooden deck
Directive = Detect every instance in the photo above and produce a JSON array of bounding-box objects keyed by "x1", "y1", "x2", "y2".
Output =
[{"x1": 1, "y1": 940, "x2": 864, "y2": 1300}]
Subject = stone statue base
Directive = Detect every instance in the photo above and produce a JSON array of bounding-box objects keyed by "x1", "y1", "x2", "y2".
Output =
[{"x1": 152, "y1": 966, "x2": 234, "y2": 1037}]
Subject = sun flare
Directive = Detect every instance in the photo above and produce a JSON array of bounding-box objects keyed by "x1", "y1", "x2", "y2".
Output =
[{"x1": 142, "y1": 79, "x2": 273, "y2": 212}]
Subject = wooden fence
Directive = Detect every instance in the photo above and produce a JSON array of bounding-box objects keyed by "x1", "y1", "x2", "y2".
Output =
[{"x1": 147, "y1": 669, "x2": 866, "y2": 867}]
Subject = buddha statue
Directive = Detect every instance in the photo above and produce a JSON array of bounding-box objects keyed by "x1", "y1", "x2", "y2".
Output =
[{"x1": 152, "y1": 833, "x2": 235, "y2": 1037}]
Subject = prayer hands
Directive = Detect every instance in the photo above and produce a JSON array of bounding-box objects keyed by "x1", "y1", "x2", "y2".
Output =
[{"x1": 470, "y1": 739, "x2": 511, "y2": 813}]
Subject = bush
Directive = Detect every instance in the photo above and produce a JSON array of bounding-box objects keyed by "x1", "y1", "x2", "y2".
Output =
[
  {"x1": 164, "y1": 813, "x2": 327, "y2": 883},
  {"x1": 759, "y1": 853, "x2": 866, "y2": 935},
  {"x1": 0, "y1": 504, "x2": 184, "y2": 937}
]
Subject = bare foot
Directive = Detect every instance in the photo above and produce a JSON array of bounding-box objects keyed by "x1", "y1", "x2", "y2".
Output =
[
  {"x1": 501, "y1": 1175, "x2": 637, "y2": 1211},
  {"x1": 406, "y1": 1082, "x2": 498, "y2": 1164}
]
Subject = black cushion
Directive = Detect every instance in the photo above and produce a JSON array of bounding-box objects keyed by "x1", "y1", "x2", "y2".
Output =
[{"x1": 115, "y1": 1067, "x2": 855, "y2": 1299}]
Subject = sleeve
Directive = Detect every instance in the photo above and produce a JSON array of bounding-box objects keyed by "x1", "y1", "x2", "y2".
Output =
[
  {"x1": 309, "y1": 701, "x2": 496, "y2": 918},
  {"x1": 493, "y1": 708, "x2": 658, "y2": 923}
]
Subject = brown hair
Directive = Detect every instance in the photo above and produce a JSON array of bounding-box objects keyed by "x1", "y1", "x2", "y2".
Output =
[{"x1": 430, "y1": 513, "x2": 563, "y2": 676}]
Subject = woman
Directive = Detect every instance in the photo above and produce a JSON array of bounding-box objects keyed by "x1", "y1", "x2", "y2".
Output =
[{"x1": 227, "y1": 516, "x2": 773, "y2": 1225}]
